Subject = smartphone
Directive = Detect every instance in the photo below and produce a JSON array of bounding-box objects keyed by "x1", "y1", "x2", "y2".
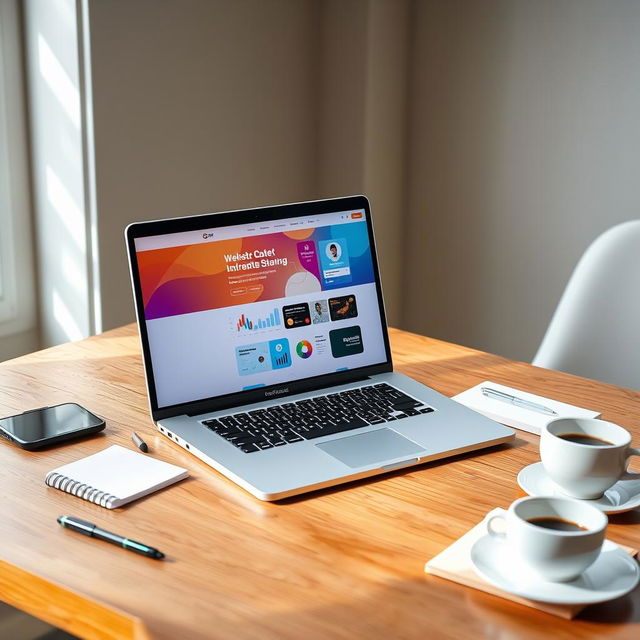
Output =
[{"x1": 0, "y1": 403, "x2": 105, "y2": 450}]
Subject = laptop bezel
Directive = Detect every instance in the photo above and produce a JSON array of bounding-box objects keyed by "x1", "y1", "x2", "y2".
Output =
[{"x1": 125, "y1": 195, "x2": 393, "y2": 421}]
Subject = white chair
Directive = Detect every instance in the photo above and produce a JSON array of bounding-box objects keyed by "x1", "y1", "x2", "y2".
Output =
[{"x1": 532, "y1": 220, "x2": 640, "y2": 390}]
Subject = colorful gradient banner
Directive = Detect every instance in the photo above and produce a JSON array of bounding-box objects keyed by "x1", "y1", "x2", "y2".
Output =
[{"x1": 138, "y1": 222, "x2": 375, "y2": 320}]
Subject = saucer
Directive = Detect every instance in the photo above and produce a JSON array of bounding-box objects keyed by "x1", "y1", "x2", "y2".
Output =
[
  {"x1": 470, "y1": 535, "x2": 639, "y2": 605},
  {"x1": 517, "y1": 462, "x2": 640, "y2": 514}
]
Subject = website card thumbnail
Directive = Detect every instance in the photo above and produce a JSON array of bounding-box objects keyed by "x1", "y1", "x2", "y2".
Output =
[
  {"x1": 283, "y1": 303, "x2": 311, "y2": 328},
  {"x1": 329, "y1": 325, "x2": 364, "y2": 358},
  {"x1": 328, "y1": 294, "x2": 358, "y2": 321},
  {"x1": 236, "y1": 338, "x2": 292, "y2": 376},
  {"x1": 319, "y1": 238, "x2": 352, "y2": 287}
]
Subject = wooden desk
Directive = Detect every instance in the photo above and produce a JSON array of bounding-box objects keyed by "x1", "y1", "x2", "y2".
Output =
[{"x1": 0, "y1": 325, "x2": 638, "y2": 639}]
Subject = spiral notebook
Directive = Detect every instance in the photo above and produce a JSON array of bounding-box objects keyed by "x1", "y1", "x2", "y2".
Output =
[{"x1": 45, "y1": 445, "x2": 189, "y2": 509}]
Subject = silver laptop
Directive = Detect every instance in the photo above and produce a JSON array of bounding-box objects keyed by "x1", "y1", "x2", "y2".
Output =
[{"x1": 126, "y1": 196, "x2": 514, "y2": 500}]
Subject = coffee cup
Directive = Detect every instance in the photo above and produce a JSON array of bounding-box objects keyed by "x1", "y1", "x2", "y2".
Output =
[
  {"x1": 487, "y1": 496, "x2": 607, "y2": 582},
  {"x1": 541, "y1": 418, "x2": 640, "y2": 499}
]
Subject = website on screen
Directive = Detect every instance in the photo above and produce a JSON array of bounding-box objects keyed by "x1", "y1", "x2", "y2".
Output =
[{"x1": 134, "y1": 209, "x2": 387, "y2": 408}]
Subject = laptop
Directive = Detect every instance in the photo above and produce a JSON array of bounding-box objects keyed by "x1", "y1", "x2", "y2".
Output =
[{"x1": 126, "y1": 195, "x2": 514, "y2": 500}]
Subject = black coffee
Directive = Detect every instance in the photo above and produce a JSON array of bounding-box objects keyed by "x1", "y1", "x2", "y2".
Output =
[
  {"x1": 558, "y1": 433, "x2": 614, "y2": 446},
  {"x1": 527, "y1": 517, "x2": 588, "y2": 532}
]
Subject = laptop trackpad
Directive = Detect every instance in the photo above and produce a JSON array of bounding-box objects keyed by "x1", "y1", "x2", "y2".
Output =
[{"x1": 316, "y1": 428, "x2": 423, "y2": 468}]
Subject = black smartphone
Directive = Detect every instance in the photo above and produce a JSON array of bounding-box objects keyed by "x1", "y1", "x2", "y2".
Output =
[{"x1": 0, "y1": 403, "x2": 105, "y2": 450}]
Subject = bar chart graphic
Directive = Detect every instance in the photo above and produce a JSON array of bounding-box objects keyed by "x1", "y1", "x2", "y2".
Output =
[
  {"x1": 235, "y1": 308, "x2": 281, "y2": 332},
  {"x1": 272, "y1": 348, "x2": 290, "y2": 367}
]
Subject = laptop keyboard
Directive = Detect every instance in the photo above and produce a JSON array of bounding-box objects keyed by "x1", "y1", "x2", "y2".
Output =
[{"x1": 201, "y1": 383, "x2": 435, "y2": 453}]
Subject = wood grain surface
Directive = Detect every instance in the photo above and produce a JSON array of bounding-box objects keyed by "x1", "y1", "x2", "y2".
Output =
[{"x1": 0, "y1": 325, "x2": 639, "y2": 640}]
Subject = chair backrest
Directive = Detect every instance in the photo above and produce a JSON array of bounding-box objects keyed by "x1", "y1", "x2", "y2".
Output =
[{"x1": 532, "y1": 220, "x2": 640, "y2": 390}]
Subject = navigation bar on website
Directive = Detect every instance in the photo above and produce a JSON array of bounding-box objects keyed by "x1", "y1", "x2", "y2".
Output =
[{"x1": 134, "y1": 209, "x2": 367, "y2": 252}]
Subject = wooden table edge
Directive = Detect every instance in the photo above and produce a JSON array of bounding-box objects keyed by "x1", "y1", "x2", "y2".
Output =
[{"x1": 0, "y1": 558, "x2": 150, "y2": 640}]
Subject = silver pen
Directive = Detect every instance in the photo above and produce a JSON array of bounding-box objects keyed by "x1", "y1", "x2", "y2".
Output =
[{"x1": 481, "y1": 387, "x2": 558, "y2": 416}]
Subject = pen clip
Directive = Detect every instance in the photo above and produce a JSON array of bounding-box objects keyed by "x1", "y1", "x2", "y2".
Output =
[{"x1": 481, "y1": 387, "x2": 511, "y2": 400}]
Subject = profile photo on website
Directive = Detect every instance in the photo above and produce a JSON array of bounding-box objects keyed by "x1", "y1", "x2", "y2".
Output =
[
  {"x1": 327, "y1": 242, "x2": 341, "y2": 262},
  {"x1": 311, "y1": 300, "x2": 329, "y2": 324}
]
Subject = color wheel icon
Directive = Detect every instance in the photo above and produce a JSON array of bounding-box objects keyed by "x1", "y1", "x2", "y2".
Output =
[{"x1": 296, "y1": 340, "x2": 313, "y2": 359}]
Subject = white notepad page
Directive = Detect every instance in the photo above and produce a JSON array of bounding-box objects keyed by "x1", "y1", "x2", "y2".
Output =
[
  {"x1": 452, "y1": 381, "x2": 600, "y2": 435},
  {"x1": 45, "y1": 445, "x2": 189, "y2": 508}
]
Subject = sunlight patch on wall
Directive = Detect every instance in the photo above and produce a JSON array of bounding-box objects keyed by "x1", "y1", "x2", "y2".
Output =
[
  {"x1": 37, "y1": 34, "x2": 80, "y2": 129},
  {"x1": 52, "y1": 289, "x2": 83, "y2": 342},
  {"x1": 46, "y1": 165, "x2": 85, "y2": 249}
]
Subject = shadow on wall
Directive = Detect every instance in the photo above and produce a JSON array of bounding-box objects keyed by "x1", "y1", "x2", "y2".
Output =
[
  {"x1": 406, "y1": 2, "x2": 510, "y2": 347},
  {"x1": 0, "y1": 601, "x2": 77, "y2": 639},
  {"x1": 404, "y1": 0, "x2": 640, "y2": 361}
]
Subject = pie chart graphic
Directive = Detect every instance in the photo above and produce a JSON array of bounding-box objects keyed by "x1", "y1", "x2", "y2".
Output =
[{"x1": 296, "y1": 340, "x2": 313, "y2": 359}]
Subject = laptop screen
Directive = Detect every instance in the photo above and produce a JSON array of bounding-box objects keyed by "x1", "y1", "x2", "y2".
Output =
[{"x1": 132, "y1": 204, "x2": 389, "y2": 410}]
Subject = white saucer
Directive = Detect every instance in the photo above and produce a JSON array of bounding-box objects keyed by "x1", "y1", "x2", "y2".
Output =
[
  {"x1": 517, "y1": 462, "x2": 640, "y2": 514},
  {"x1": 470, "y1": 535, "x2": 639, "y2": 605}
]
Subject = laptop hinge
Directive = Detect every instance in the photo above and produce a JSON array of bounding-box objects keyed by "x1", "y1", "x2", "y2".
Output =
[{"x1": 184, "y1": 375, "x2": 373, "y2": 417}]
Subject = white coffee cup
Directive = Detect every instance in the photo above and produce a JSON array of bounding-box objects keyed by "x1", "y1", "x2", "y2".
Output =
[
  {"x1": 487, "y1": 496, "x2": 607, "y2": 582},
  {"x1": 541, "y1": 418, "x2": 640, "y2": 499}
]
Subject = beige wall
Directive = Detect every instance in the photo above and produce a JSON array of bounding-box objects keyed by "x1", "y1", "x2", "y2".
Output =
[
  {"x1": 404, "y1": 0, "x2": 640, "y2": 360},
  {"x1": 88, "y1": 0, "x2": 322, "y2": 330},
  {"x1": 87, "y1": 0, "x2": 408, "y2": 332},
  {"x1": 317, "y1": 0, "x2": 409, "y2": 322},
  {"x1": 86, "y1": 0, "x2": 640, "y2": 361}
]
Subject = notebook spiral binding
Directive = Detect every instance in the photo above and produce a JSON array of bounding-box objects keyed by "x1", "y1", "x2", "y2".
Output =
[{"x1": 45, "y1": 471, "x2": 118, "y2": 509}]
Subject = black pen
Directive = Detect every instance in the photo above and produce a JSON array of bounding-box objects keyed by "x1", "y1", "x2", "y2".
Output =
[{"x1": 58, "y1": 516, "x2": 165, "y2": 559}]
